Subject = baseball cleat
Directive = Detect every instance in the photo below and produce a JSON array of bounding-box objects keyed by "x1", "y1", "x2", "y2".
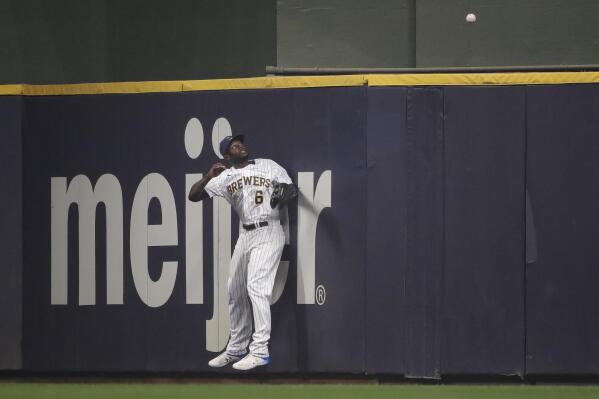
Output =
[
  {"x1": 232, "y1": 354, "x2": 270, "y2": 371},
  {"x1": 208, "y1": 351, "x2": 245, "y2": 368}
]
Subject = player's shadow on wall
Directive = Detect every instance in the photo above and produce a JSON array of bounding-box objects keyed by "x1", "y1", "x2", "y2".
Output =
[{"x1": 291, "y1": 191, "x2": 342, "y2": 372}]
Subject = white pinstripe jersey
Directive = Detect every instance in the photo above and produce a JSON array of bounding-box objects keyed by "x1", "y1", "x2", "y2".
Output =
[{"x1": 204, "y1": 158, "x2": 292, "y2": 225}]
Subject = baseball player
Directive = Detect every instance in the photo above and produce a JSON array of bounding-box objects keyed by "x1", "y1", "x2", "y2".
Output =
[{"x1": 188, "y1": 134, "x2": 298, "y2": 371}]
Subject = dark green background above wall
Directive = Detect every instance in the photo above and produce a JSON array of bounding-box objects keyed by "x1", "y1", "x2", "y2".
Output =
[
  {"x1": 1, "y1": 0, "x2": 599, "y2": 84},
  {"x1": 278, "y1": 0, "x2": 599, "y2": 69},
  {"x1": 0, "y1": 0, "x2": 276, "y2": 84},
  {"x1": 277, "y1": 0, "x2": 416, "y2": 68},
  {"x1": 416, "y1": 0, "x2": 599, "y2": 67}
]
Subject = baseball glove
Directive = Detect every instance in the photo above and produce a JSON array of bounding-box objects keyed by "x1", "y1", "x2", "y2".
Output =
[{"x1": 270, "y1": 182, "x2": 299, "y2": 209}]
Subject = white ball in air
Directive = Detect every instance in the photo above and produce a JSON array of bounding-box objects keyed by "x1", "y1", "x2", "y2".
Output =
[{"x1": 466, "y1": 13, "x2": 477, "y2": 23}]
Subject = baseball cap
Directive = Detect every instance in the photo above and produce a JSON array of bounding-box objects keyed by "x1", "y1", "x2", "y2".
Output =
[{"x1": 219, "y1": 134, "x2": 245, "y2": 156}]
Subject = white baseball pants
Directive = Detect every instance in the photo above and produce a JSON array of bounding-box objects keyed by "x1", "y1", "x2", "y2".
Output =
[{"x1": 225, "y1": 222, "x2": 285, "y2": 357}]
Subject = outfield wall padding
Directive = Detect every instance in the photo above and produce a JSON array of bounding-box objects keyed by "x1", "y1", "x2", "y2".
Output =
[
  {"x1": 0, "y1": 96, "x2": 23, "y2": 370},
  {"x1": 526, "y1": 84, "x2": 599, "y2": 374},
  {"x1": 2, "y1": 80, "x2": 599, "y2": 376},
  {"x1": 442, "y1": 87, "x2": 526, "y2": 375}
]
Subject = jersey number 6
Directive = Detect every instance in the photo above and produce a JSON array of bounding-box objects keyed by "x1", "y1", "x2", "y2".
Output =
[{"x1": 255, "y1": 190, "x2": 263, "y2": 205}]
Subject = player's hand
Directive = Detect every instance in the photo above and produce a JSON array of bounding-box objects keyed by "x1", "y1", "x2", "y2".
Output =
[{"x1": 207, "y1": 163, "x2": 226, "y2": 178}]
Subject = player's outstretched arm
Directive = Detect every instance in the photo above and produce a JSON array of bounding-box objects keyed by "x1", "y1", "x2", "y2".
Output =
[{"x1": 188, "y1": 162, "x2": 226, "y2": 202}]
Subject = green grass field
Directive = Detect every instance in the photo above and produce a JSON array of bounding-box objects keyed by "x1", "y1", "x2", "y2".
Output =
[{"x1": 1, "y1": 383, "x2": 599, "y2": 399}]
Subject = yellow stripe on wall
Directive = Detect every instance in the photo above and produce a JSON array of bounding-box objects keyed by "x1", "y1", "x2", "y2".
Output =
[
  {"x1": 365, "y1": 72, "x2": 599, "y2": 86},
  {"x1": 0, "y1": 85, "x2": 24, "y2": 95},
  {"x1": 22, "y1": 81, "x2": 183, "y2": 96},
  {"x1": 182, "y1": 75, "x2": 367, "y2": 91},
  {"x1": 1, "y1": 72, "x2": 599, "y2": 96},
  {"x1": 0, "y1": 76, "x2": 366, "y2": 96}
]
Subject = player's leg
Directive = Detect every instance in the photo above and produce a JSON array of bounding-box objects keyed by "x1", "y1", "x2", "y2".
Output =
[
  {"x1": 209, "y1": 233, "x2": 253, "y2": 368},
  {"x1": 245, "y1": 224, "x2": 285, "y2": 357},
  {"x1": 225, "y1": 232, "x2": 253, "y2": 355}
]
